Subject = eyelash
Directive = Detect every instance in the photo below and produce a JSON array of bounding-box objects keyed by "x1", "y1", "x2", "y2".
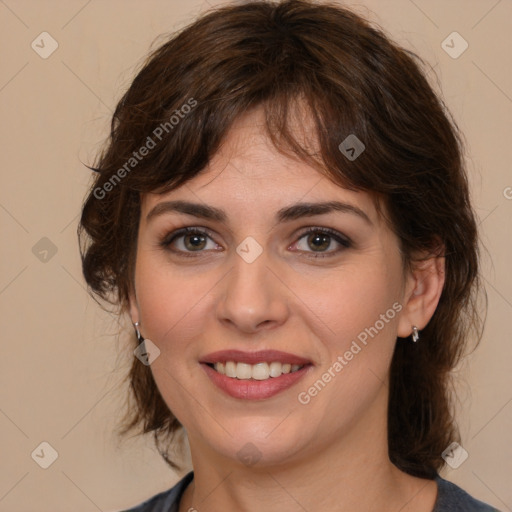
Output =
[{"x1": 160, "y1": 226, "x2": 352, "y2": 259}]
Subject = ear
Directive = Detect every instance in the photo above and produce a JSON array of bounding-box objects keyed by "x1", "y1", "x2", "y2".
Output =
[
  {"x1": 397, "y1": 250, "x2": 445, "y2": 338},
  {"x1": 128, "y1": 288, "x2": 140, "y2": 326}
]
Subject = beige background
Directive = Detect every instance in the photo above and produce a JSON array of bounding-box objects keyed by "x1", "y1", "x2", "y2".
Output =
[{"x1": 0, "y1": 0, "x2": 511, "y2": 510}]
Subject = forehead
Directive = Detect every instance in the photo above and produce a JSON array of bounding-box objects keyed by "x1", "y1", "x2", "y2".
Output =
[{"x1": 140, "y1": 107, "x2": 381, "y2": 226}]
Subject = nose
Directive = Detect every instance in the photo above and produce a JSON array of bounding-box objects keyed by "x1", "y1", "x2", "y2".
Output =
[{"x1": 216, "y1": 248, "x2": 290, "y2": 334}]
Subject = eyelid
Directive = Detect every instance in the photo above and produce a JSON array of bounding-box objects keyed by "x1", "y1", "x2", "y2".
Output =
[
  {"x1": 290, "y1": 226, "x2": 352, "y2": 257},
  {"x1": 160, "y1": 226, "x2": 219, "y2": 249},
  {"x1": 294, "y1": 226, "x2": 351, "y2": 246},
  {"x1": 160, "y1": 225, "x2": 352, "y2": 257}
]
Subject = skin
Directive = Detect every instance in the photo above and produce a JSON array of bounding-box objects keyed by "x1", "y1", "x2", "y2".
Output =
[{"x1": 129, "y1": 106, "x2": 445, "y2": 512}]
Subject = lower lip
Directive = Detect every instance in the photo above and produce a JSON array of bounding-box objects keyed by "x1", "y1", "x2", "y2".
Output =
[{"x1": 201, "y1": 363, "x2": 313, "y2": 400}]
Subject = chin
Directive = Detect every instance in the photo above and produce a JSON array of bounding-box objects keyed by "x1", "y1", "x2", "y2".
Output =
[{"x1": 208, "y1": 425, "x2": 309, "y2": 468}]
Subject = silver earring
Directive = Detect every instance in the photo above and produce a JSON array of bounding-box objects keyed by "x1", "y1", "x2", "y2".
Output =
[
  {"x1": 134, "y1": 322, "x2": 144, "y2": 343},
  {"x1": 411, "y1": 325, "x2": 419, "y2": 342}
]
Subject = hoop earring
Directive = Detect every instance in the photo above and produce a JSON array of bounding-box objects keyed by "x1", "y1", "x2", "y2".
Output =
[
  {"x1": 134, "y1": 322, "x2": 144, "y2": 343},
  {"x1": 411, "y1": 325, "x2": 420, "y2": 342}
]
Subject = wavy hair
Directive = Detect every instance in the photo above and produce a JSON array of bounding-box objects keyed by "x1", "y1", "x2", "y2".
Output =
[{"x1": 78, "y1": 0, "x2": 485, "y2": 477}]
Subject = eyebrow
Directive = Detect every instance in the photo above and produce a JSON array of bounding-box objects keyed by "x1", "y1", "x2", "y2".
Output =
[{"x1": 146, "y1": 200, "x2": 373, "y2": 226}]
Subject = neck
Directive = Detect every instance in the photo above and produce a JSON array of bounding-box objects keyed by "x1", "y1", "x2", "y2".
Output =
[{"x1": 178, "y1": 385, "x2": 438, "y2": 512}]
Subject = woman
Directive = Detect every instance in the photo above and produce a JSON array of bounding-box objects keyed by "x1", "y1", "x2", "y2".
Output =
[{"x1": 78, "y1": 1, "x2": 498, "y2": 510}]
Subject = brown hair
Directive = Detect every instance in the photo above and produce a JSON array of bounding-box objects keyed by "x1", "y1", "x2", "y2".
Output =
[{"x1": 78, "y1": 0, "x2": 485, "y2": 478}]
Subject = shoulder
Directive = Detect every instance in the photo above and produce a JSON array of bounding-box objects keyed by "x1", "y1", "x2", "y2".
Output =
[
  {"x1": 434, "y1": 474, "x2": 501, "y2": 511},
  {"x1": 121, "y1": 471, "x2": 194, "y2": 512}
]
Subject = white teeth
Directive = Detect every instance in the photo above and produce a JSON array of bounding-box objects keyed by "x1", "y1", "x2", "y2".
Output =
[
  {"x1": 225, "y1": 361, "x2": 237, "y2": 378},
  {"x1": 281, "y1": 363, "x2": 292, "y2": 374},
  {"x1": 236, "y1": 362, "x2": 252, "y2": 379},
  {"x1": 212, "y1": 361, "x2": 305, "y2": 380},
  {"x1": 251, "y1": 362, "x2": 269, "y2": 380},
  {"x1": 269, "y1": 361, "x2": 283, "y2": 377}
]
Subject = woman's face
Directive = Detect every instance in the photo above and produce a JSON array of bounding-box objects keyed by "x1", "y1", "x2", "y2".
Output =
[{"x1": 130, "y1": 107, "x2": 419, "y2": 468}]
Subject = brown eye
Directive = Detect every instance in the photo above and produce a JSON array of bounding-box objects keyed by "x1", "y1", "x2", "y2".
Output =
[
  {"x1": 293, "y1": 227, "x2": 351, "y2": 258},
  {"x1": 182, "y1": 232, "x2": 208, "y2": 251},
  {"x1": 306, "y1": 232, "x2": 331, "y2": 252},
  {"x1": 162, "y1": 227, "x2": 219, "y2": 255}
]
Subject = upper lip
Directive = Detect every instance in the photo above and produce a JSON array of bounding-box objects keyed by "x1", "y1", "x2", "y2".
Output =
[{"x1": 200, "y1": 350, "x2": 312, "y2": 366}]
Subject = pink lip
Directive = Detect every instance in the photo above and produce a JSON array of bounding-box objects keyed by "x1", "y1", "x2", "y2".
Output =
[
  {"x1": 200, "y1": 349, "x2": 312, "y2": 366},
  {"x1": 201, "y1": 362, "x2": 313, "y2": 400}
]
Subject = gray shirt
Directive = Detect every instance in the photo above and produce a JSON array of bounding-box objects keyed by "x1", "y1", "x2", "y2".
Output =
[{"x1": 123, "y1": 471, "x2": 500, "y2": 511}]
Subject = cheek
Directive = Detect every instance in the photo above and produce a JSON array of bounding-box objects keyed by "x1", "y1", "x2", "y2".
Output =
[
  {"x1": 297, "y1": 272, "x2": 402, "y2": 430},
  {"x1": 134, "y1": 251, "x2": 218, "y2": 350},
  {"x1": 315, "y1": 263, "x2": 401, "y2": 344}
]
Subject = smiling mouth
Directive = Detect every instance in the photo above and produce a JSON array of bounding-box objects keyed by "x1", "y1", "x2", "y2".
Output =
[{"x1": 206, "y1": 361, "x2": 306, "y2": 380}]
